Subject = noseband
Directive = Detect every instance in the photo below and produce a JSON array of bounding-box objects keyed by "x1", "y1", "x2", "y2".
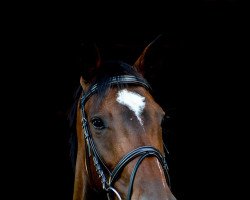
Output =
[{"x1": 80, "y1": 75, "x2": 170, "y2": 200}]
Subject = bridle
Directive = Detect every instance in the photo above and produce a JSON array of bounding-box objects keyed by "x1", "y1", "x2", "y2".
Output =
[{"x1": 80, "y1": 75, "x2": 171, "y2": 200}]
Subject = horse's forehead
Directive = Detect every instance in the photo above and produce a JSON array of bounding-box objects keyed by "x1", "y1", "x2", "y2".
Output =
[
  {"x1": 116, "y1": 89, "x2": 145, "y2": 110},
  {"x1": 116, "y1": 88, "x2": 146, "y2": 125}
]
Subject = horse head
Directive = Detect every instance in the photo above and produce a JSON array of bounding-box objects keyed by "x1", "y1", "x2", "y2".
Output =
[{"x1": 72, "y1": 35, "x2": 176, "y2": 200}]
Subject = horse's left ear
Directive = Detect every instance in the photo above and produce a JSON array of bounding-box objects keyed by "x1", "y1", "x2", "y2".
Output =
[
  {"x1": 133, "y1": 34, "x2": 166, "y2": 77},
  {"x1": 78, "y1": 41, "x2": 101, "y2": 91}
]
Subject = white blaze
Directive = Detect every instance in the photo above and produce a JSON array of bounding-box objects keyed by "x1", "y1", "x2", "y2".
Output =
[{"x1": 116, "y1": 89, "x2": 145, "y2": 125}]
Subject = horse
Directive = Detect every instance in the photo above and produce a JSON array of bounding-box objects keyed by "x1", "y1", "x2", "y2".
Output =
[{"x1": 68, "y1": 35, "x2": 177, "y2": 200}]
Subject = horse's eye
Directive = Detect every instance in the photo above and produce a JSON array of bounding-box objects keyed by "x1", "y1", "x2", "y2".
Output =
[{"x1": 91, "y1": 117, "x2": 105, "y2": 130}]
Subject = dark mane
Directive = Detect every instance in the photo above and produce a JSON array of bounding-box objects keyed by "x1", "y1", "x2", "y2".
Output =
[
  {"x1": 68, "y1": 85, "x2": 82, "y2": 171},
  {"x1": 68, "y1": 60, "x2": 147, "y2": 170}
]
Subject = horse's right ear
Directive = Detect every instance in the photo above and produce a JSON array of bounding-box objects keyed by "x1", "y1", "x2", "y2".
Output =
[
  {"x1": 78, "y1": 41, "x2": 101, "y2": 91},
  {"x1": 133, "y1": 34, "x2": 165, "y2": 78}
]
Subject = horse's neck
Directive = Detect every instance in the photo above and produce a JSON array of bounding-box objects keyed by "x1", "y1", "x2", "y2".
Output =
[
  {"x1": 74, "y1": 102, "x2": 108, "y2": 200},
  {"x1": 73, "y1": 103, "x2": 88, "y2": 200}
]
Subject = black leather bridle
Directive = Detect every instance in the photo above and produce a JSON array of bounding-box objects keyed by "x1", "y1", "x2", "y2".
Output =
[{"x1": 80, "y1": 75, "x2": 170, "y2": 200}]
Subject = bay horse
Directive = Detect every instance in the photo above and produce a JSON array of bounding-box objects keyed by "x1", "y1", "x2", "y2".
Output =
[{"x1": 69, "y1": 35, "x2": 176, "y2": 200}]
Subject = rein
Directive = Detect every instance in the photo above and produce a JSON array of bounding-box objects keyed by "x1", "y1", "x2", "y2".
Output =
[{"x1": 80, "y1": 75, "x2": 170, "y2": 200}]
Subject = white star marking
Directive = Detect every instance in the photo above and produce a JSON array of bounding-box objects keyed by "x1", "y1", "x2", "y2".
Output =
[{"x1": 116, "y1": 89, "x2": 145, "y2": 125}]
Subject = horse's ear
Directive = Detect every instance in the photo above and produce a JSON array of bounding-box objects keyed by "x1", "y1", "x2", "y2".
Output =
[
  {"x1": 133, "y1": 34, "x2": 166, "y2": 77},
  {"x1": 78, "y1": 41, "x2": 101, "y2": 91}
]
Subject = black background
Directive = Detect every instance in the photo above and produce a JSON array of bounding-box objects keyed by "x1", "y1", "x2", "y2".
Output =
[{"x1": 4, "y1": 1, "x2": 245, "y2": 199}]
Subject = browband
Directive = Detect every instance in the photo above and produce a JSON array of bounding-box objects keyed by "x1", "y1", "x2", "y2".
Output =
[{"x1": 81, "y1": 75, "x2": 151, "y2": 106}]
